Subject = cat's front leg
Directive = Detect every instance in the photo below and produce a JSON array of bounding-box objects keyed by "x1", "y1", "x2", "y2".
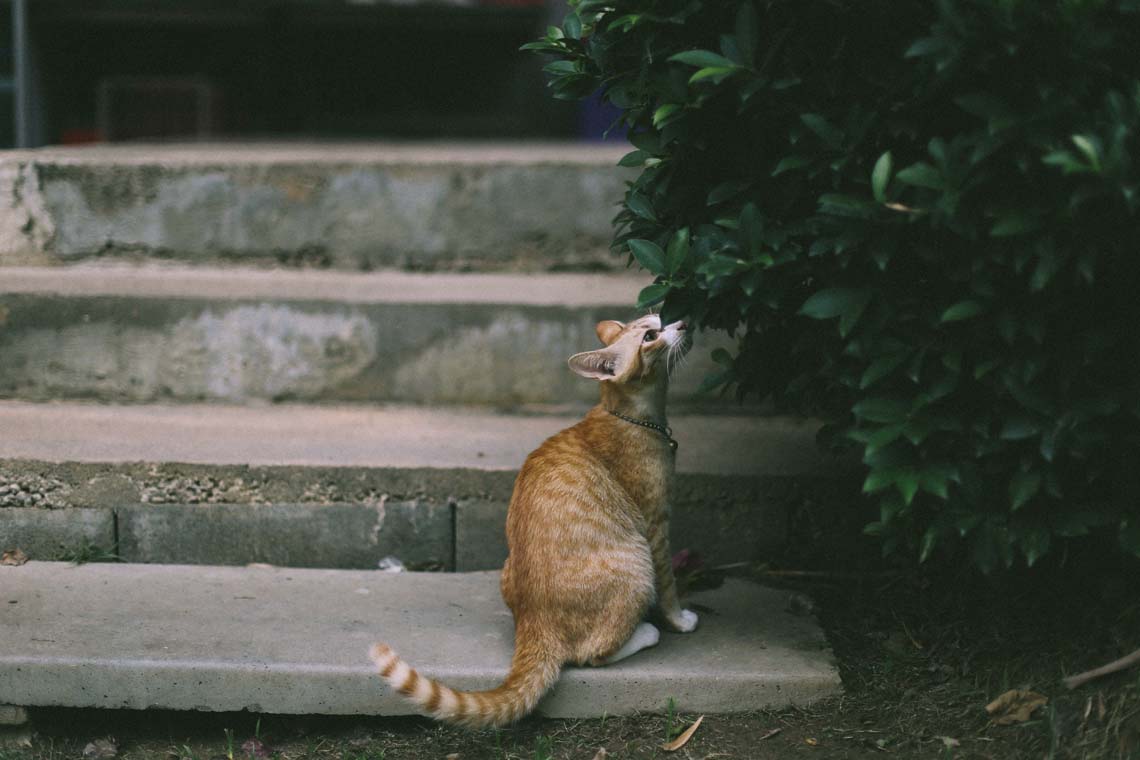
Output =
[{"x1": 646, "y1": 514, "x2": 699, "y2": 633}]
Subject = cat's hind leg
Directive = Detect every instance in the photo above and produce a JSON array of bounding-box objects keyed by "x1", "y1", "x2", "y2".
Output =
[{"x1": 601, "y1": 622, "x2": 660, "y2": 665}]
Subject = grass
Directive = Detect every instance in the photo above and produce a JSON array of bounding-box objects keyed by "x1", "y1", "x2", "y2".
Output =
[{"x1": 53, "y1": 539, "x2": 119, "y2": 565}]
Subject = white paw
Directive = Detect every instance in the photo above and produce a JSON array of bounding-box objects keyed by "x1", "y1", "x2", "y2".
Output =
[
  {"x1": 632, "y1": 621, "x2": 661, "y2": 649},
  {"x1": 670, "y1": 609, "x2": 699, "y2": 633}
]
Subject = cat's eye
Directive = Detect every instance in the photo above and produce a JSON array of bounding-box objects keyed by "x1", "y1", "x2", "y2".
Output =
[{"x1": 643, "y1": 330, "x2": 658, "y2": 342}]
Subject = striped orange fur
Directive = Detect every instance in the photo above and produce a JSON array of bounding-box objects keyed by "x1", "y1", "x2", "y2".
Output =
[{"x1": 370, "y1": 315, "x2": 699, "y2": 727}]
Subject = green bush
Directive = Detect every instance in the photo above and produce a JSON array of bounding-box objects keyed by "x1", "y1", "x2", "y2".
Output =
[{"x1": 529, "y1": 0, "x2": 1140, "y2": 571}]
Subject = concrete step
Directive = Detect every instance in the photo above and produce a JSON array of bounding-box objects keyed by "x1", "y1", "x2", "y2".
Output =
[
  {"x1": 0, "y1": 264, "x2": 739, "y2": 407},
  {"x1": 0, "y1": 401, "x2": 850, "y2": 570},
  {"x1": 0, "y1": 143, "x2": 631, "y2": 271},
  {"x1": 0, "y1": 563, "x2": 841, "y2": 716}
]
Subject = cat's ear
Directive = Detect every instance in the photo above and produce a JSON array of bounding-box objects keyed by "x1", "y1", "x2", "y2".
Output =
[
  {"x1": 568, "y1": 349, "x2": 620, "y2": 380},
  {"x1": 596, "y1": 320, "x2": 625, "y2": 345}
]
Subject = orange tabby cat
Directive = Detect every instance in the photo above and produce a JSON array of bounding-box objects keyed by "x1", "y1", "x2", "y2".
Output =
[{"x1": 370, "y1": 314, "x2": 697, "y2": 727}]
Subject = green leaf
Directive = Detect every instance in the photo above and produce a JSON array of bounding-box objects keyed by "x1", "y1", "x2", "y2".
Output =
[
  {"x1": 862, "y1": 467, "x2": 899, "y2": 494},
  {"x1": 689, "y1": 66, "x2": 738, "y2": 84},
  {"x1": 859, "y1": 424, "x2": 905, "y2": 456},
  {"x1": 636, "y1": 282, "x2": 669, "y2": 309},
  {"x1": 819, "y1": 193, "x2": 875, "y2": 217},
  {"x1": 919, "y1": 525, "x2": 940, "y2": 563},
  {"x1": 871, "y1": 151, "x2": 893, "y2": 203},
  {"x1": 895, "y1": 162, "x2": 944, "y2": 190},
  {"x1": 1042, "y1": 150, "x2": 1091, "y2": 175},
  {"x1": 990, "y1": 214, "x2": 1040, "y2": 237},
  {"x1": 696, "y1": 369, "x2": 730, "y2": 394},
  {"x1": 707, "y1": 180, "x2": 751, "y2": 206},
  {"x1": 799, "y1": 287, "x2": 870, "y2": 320},
  {"x1": 860, "y1": 353, "x2": 908, "y2": 390},
  {"x1": 940, "y1": 300, "x2": 984, "y2": 323},
  {"x1": 665, "y1": 228, "x2": 689, "y2": 276},
  {"x1": 626, "y1": 195, "x2": 658, "y2": 221},
  {"x1": 772, "y1": 155, "x2": 811, "y2": 175},
  {"x1": 1019, "y1": 525, "x2": 1051, "y2": 567},
  {"x1": 800, "y1": 113, "x2": 843, "y2": 147},
  {"x1": 519, "y1": 41, "x2": 565, "y2": 53},
  {"x1": 563, "y1": 12, "x2": 582, "y2": 39},
  {"x1": 896, "y1": 470, "x2": 920, "y2": 506},
  {"x1": 605, "y1": 13, "x2": 640, "y2": 32},
  {"x1": 628, "y1": 239, "x2": 665, "y2": 275},
  {"x1": 652, "y1": 103, "x2": 681, "y2": 128},
  {"x1": 853, "y1": 398, "x2": 910, "y2": 424},
  {"x1": 669, "y1": 50, "x2": 738, "y2": 68},
  {"x1": 919, "y1": 464, "x2": 954, "y2": 499},
  {"x1": 1009, "y1": 471, "x2": 1041, "y2": 511},
  {"x1": 617, "y1": 150, "x2": 647, "y2": 167},
  {"x1": 1071, "y1": 134, "x2": 1102, "y2": 172},
  {"x1": 904, "y1": 36, "x2": 949, "y2": 58}
]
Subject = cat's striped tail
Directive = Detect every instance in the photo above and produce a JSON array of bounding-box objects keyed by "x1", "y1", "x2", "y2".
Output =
[{"x1": 368, "y1": 632, "x2": 561, "y2": 728}]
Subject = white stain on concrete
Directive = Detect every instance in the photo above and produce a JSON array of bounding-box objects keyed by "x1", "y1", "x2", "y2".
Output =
[
  {"x1": 163, "y1": 304, "x2": 378, "y2": 400},
  {"x1": 0, "y1": 161, "x2": 55, "y2": 265}
]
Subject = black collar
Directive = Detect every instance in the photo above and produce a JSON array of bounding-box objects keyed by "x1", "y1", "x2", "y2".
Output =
[{"x1": 607, "y1": 410, "x2": 678, "y2": 451}]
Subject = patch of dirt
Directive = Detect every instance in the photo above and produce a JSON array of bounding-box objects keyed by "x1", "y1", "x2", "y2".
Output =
[{"x1": 3, "y1": 473, "x2": 1138, "y2": 760}]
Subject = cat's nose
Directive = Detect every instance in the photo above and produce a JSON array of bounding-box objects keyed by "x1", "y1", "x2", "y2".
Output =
[{"x1": 675, "y1": 321, "x2": 687, "y2": 331}]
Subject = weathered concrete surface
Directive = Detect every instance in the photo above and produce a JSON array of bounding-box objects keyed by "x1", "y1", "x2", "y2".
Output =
[
  {"x1": 0, "y1": 266, "x2": 738, "y2": 406},
  {"x1": 0, "y1": 507, "x2": 114, "y2": 560},
  {"x1": 0, "y1": 564, "x2": 840, "y2": 716},
  {"x1": 117, "y1": 501, "x2": 452, "y2": 570},
  {"x1": 455, "y1": 476, "x2": 790, "y2": 572},
  {"x1": 0, "y1": 458, "x2": 859, "y2": 568},
  {"x1": 0, "y1": 143, "x2": 632, "y2": 271},
  {"x1": 0, "y1": 401, "x2": 835, "y2": 477},
  {"x1": 0, "y1": 402, "x2": 855, "y2": 568}
]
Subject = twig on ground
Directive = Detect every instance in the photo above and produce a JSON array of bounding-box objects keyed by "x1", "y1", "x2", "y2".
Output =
[{"x1": 1063, "y1": 647, "x2": 1140, "y2": 689}]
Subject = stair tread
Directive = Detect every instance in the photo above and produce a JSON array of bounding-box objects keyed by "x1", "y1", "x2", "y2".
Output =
[
  {"x1": 0, "y1": 264, "x2": 645, "y2": 306},
  {"x1": 7, "y1": 141, "x2": 629, "y2": 166},
  {"x1": 0, "y1": 562, "x2": 840, "y2": 716},
  {"x1": 0, "y1": 401, "x2": 830, "y2": 477}
]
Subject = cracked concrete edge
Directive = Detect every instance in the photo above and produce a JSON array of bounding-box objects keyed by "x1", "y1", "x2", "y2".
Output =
[
  {"x1": 0, "y1": 146, "x2": 635, "y2": 270},
  {"x1": 0, "y1": 459, "x2": 860, "y2": 568}
]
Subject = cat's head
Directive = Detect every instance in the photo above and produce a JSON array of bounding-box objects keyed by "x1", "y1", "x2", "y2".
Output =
[{"x1": 567, "y1": 315, "x2": 690, "y2": 384}]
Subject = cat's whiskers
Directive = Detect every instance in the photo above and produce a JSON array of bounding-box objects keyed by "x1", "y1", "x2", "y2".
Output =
[{"x1": 665, "y1": 335, "x2": 690, "y2": 379}]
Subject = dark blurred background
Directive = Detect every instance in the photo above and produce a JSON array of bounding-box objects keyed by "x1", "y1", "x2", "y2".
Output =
[{"x1": 0, "y1": 0, "x2": 612, "y2": 148}]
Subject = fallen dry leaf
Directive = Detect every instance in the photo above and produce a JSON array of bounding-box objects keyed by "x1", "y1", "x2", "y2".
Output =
[
  {"x1": 661, "y1": 715, "x2": 704, "y2": 752},
  {"x1": 445, "y1": 754, "x2": 461, "y2": 760},
  {"x1": 805, "y1": 737, "x2": 819, "y2": 746},
  {"x1": 1, "y1": 549, "x2": 28, "y2": 566},
  {"x1": 939, "y1": 736, "x2": 961, "y2": 748},
  {"x1": 241, "y1": 738, "x2": 271, "y2": 760},
  {"x1": 0, "y1": 729, "x2": 33, "y2": 750},
  {"x1": 591, "y1": 749, "x2": 608, "y2": 760},
  {"x1": 985, "y1": 689, "x2": 1048, "y2": 725},
  {"x1": 82, "y1": 737, "x2": 119, "y2": 760},
  {"x1": 759, "y1": 727, "x2": 782, "y2": 740}
]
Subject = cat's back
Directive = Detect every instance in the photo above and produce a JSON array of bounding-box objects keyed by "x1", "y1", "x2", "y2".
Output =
[{"x1": 509, "y1": 417, "x2": 605, "y2": 506}]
